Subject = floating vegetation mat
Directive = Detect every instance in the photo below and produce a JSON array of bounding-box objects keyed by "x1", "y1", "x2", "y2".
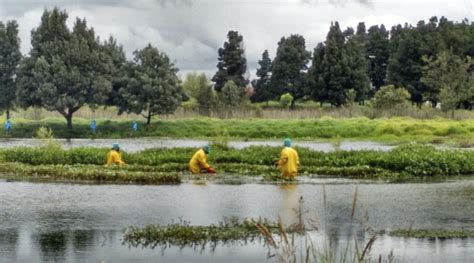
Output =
[
  {"x1": 390, "y1": 229, "x2": 474, "y2": 239},
  {"x1": 123, "y1": 217, "x2": 280, "y2": 248}
]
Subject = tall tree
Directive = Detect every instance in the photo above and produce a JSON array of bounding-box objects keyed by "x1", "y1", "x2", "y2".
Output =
[
  {"x1": 388, "y1": 19, "x2": 443, "y2": 107},
  {"x1": 103, "y1": 36, "x2": 127, "y2": 107},
  {"x1": 250, "y1": 50, "x2": 272, "y2": 103},
  {"x1": 270, "y1": 34, "x2": 311, "y2": 106},
  {"x1": 345, "y1": 28, "x2": 370, "y2": 103},
  {"x1": 367, "y1": 25, "x2": 389, "y2": 92},
  {"x1": 421, "y1": 51, "x2": 473, "y2": 114},
  {"x1": 309, "y1": 22, "x2": 351, "y2": 106},
  {"x1": 308, "y1": 43, "x2": 326, "y2": 104},
  {"x1": 0, "y1": 20, "x2": 21, "y2": 120},
  {"x1": 117, "y1": 44, "x2": 183, "y2": 125},
  {"x1": 16, "y1": 9, "x2": 114, "y2": 129},
  {"x1": 212, "y1": 30, "x2": 248, "y2": 91}
]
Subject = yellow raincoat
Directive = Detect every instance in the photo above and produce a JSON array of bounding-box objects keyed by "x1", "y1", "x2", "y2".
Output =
[
  {"x1": 278, "y1": 147, "x2": 300, "y2": 178},
  {"x1": 189, "y1": 149, "x2": 210, "y2": 173},
  {"x1": 106, "y1": 150, "x2": 126, "y2": 166}
]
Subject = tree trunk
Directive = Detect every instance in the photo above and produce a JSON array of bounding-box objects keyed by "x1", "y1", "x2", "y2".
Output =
[
  {"x1": 6, "y1": 108, "x2": 10, "y2": 120},
  {"x1": 66, "y1": 113, "x2": 73, "y2": 129},
  {"x1": 146, "y1": 110, "x2": 152, "y2": 125}
]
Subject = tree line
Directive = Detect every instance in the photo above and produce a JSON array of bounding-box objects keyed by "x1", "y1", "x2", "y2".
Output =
[
  {"x1": 211, "y1": 17, "x2": 473, "y2": 112},
  {"x1": 1, "y1": 9, "x2": 473, "y2": 129},
  {"x1": 1, "y1": 8, "x2": 183, "y2": 128}
]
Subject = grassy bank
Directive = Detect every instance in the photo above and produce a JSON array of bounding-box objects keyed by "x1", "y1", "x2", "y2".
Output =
[
  {"x1": 0, "y1": 144, "x2": 472, "y2": 184},
  {"x1": 1, "y1": 117, "x2": 473, "y2": 144}
]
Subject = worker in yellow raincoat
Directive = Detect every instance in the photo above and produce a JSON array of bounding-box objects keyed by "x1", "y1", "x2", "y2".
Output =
[
  {"x1": 189, "y1": 145, "x2": 216, "y2": 174},
  {"x1": 106, "y1": 143, "x2": 126, "y2": 166},
  {"x1": 276, "y1": 138, "x2": 299, "y2": 179}
]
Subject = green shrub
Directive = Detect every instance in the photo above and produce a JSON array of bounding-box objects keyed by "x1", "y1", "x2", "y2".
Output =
[{"x1": 280, "y1": 93, "x2": 293, "y2": 108}]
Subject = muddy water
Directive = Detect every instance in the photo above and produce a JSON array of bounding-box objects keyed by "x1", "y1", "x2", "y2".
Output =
[{"x1": 0, "y1": 179, "x2": 473, "y2": 262}]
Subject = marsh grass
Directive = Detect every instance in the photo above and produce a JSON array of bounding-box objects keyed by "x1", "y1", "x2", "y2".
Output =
[
  {"x1": 0, "y1": 116, "x2": 473, "y2": 145},
  {"x1": 255, "y1": 188, "x2": 395, "y2": 263},
  {"x1": 8, "y1": 103, "x2": 474, "y2": 121},
  {"x1": 0, "y1": 144, "x2": 472, "y2": 184},
  {"x1": 123, "y1": 217, "x2": 278, "y2": 249}
]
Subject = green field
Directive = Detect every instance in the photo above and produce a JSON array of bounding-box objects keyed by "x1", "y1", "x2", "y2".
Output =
[{"x1": 1, "y1": 116, "x2": 474, "y2": 145}]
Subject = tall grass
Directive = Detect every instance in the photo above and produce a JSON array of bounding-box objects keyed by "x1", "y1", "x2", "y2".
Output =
[
  {"x1": 255, "y1": 191, "x2": 395, "y2": 263},
  {"x1": 5, "y1": 103, "x2": 474, "y2": 122},
  {"x1": 0, "y1": 116, "x2": 473, "y2": 145}
]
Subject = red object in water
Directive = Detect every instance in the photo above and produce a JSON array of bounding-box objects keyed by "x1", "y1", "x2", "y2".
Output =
[{"x1": 207, "y1": 167, "x2": 216, "y2": 174}]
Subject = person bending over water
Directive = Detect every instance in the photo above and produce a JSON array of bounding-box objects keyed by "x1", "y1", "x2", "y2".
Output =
[
  {"x1": 189, "y1": 145, "x2": 216, "y2": 174},
  {"x1": 106, "y1": 143, "x2": 126, "y2": 166}
]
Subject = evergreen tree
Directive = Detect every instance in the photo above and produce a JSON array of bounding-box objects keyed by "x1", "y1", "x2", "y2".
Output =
[
  {"x1": 345, "y1": 29, "x2": 370, "y2": 103},
  {"x1": 421, "y1": 51, "x2": 473, "y2": 114},
  {"x1": 270, "y1": 34, "x2": 311, "y2": 106},
  {"x1": 212, "y1": 30, "x2": 248, "y2": 92},
  {"x1": 16, "y1": 9, "x2": 114, "y2": 129},
  {"x1": 117, "y1": 44, "x2": 183, "y2": 125},
  {"x1": 0, "y1": 20, "x2": 21, "y2": 120},
  {"x1": 103, "y1": 36, "x2": 127, "y2": 107},
  {"x1": 311, "y1": 22, "x2": 351, "y2": 106},
  {"x1": 388, "y1": 19, "x2": 443, "y2": 107},
  {"x1": 367, "y1": 25, "x2": 389, "y2": 92},
  {"x1": 308, "y1": 43, "x2": 326, "y2": 104},
  {"x1": 250, "y1": 50, "x2": 272, "y2": 103}
]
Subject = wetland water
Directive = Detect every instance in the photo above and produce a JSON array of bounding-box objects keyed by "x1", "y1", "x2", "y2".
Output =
[
  {"x1": 0, "y1": 138, "x2": 396, "y2": 152},
  {"x1": 0, "y1": 179, "x2": 473, "y2": 262}
]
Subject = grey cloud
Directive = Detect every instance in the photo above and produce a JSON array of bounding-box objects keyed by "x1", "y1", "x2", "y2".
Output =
[{"x1": 1, "y1": 0, "x2": 472, "y2": 78}]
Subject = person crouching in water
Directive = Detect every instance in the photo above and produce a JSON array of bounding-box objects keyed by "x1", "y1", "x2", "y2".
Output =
[
  {"x1": 276, "y1": 138, "x2": 299, "y2": 179},
  {"x1": 106, "y1": 143, "x2": 126, "y2": 166},
  {"x1": 189, "y1": 145, "x2": 216, "y2": 174}
]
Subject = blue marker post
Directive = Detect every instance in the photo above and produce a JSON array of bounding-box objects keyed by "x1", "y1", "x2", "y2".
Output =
[
  {"x1": 89, "y1": 119, "x2": 97, "y2": 134},
  {"x1": 4, "y1": 119, "x2": 12, "y2": 135},
  {"x1": 132, "y1": 121, "x2": 138, "y2": 133}
]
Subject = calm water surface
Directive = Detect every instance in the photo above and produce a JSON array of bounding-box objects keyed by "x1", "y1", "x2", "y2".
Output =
[
  {"x1": 0, "y1": 179, "x2": 473, "y2": 262},
  {"x1": 0, "y1": 138, "x2": 397, "y2": 152}
]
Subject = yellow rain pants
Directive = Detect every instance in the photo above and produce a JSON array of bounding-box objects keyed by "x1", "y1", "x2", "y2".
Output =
[
  {"x1": 278, "y1": 147, "x2": 300, "y2": 178},
  {"x1": 189, "y1": 149, "x2": 210, "y2": 173}
]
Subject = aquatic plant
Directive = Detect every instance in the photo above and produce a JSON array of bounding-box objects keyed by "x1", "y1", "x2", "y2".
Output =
[
  {"x1": 0, "y1": 163, "x2": 181, "y2": 184},
  {"x1": 389, "y1": 229, "x2": 474, "y2": 239},
  {"x1": 1, "y1": 144, "x2": 472, "y2": 176},
  {"x1": 123, "y1": 217, "x2": 278, "y2": 249}
]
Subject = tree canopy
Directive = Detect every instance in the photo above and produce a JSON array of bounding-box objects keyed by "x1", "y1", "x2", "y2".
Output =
[
  {"x1": 116, "y1": 44, "x2": 183, "y2": 124},
  {"x1": 0, "y1": 20, "x2": 21, "y2": 119},
  {"x1": 212, "y1": 30, "x2": 248, "y2": 92},
  {"x1": 16, "y1": 8, "x2": 115, "y2": 129}
]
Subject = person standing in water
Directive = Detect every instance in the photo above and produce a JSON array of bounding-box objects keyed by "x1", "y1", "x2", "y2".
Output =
[
  {"x1": 189, "y1": 145, "x2": 216, "y2": 174},
  {"x1": 276, "y1": 138, "x2": 299, "y2": 179},
  {"x1": 106, "y1": 143, "x2": 126, "y2": 166}
]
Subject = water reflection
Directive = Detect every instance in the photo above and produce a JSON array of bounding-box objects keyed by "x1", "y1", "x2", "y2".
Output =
[
  {"x1": 0, "y1": 229, "x2": 19, "y2": 261},
  {"x1": 0, "y1": 138, "x2": 397, "y2": 153},
  {"x1": 34, "y1": 231, "x2": 68, "y2": 262},
  {"x1": 0, "y1": 180, "x2": 473, "y2": 262}
]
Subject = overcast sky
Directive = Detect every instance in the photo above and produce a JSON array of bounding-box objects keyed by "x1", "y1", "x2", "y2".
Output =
[{"x1": 0, "y1": 0, "x2": 472, "y2": 78}]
